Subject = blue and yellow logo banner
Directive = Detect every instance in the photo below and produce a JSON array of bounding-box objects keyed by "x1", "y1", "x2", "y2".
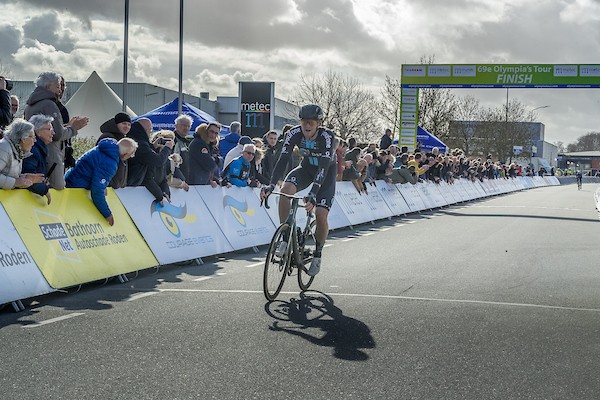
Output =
[{"x1": 0, "y1": 189, "x2": 157, "y2": 289}]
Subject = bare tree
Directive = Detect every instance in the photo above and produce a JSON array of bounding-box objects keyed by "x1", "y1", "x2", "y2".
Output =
[
  {"x1": 479, "y1": 97, "x2": 535, "y2": 162},
  {"x1": 566, "y1": 132, "x2": 600, "y2": 152},
  {"x1": 553, "y1": 141, "x2": 565, "y2": 153},
  {"x1": 378, "y1": 74, "x2": 401, "y2": 135},
  {"x1": 415, "y1": 55, "x2": 457, "y2": 142},
  {"x1": 294, "y1": 70, "x2": 381, "y2": 142},
  {"x1": 446, "y1": 95, "x2": 481, "y2": 154}
]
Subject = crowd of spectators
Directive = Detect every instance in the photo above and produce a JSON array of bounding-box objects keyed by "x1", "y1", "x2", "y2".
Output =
[{"x1": 0, "y1": 70, "x2": 558, "y2": 222}]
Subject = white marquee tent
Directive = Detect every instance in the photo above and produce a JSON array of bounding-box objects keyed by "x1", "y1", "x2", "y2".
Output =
[{"x1": 65, "y1": 71, "x2": 136, "y2": 139}]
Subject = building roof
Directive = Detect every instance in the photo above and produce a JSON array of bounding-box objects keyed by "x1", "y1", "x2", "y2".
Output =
[{"x1": 560, "y1": 151, "x2": 600, "y2": 157}]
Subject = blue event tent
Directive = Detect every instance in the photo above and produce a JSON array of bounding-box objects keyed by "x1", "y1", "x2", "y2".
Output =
[
  {"x1": 134, "y1": 98, "x2": 230, "y2": 134},
  {"x1": 394, "y1": 126, "x2": 448, "y2": 153},
  {"x1": 416, "y1": 126, "x2": 448, "y2": 153}
]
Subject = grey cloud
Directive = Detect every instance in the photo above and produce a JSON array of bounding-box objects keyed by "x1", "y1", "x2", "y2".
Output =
[
  {"x1": 23, "y1": 11, "x2": 77, "y2": 52},
  {"x1": 17, "y1": 0, "x2": 384, "y2": 52},
  {"x1": 0, "y1": 23, "x2": 23, "y2": 59}
]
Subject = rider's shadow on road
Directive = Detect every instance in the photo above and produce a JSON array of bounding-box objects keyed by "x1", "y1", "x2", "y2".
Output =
[{"x1": 265, "y1": 291, "x2": 375, "y2": 361}]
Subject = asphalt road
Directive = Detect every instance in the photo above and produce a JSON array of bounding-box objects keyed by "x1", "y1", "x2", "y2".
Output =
[{"x1": 1, "y1": 183, "x2": 600, "y2": 400}]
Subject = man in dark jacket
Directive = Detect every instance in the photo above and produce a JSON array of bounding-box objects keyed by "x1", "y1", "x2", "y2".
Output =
[
  {"x1": 188, "y1": 122, "x2": 222, "y2": 186},
  {"x1": 0, "y1": 77, "x2": 12, "y2": 132},
  {"x1": 65, "y1": 138, "x2": 137, "y2": 225},
  {"x1": 261, "y1": 130, "x2": 279, "y2": 182},
  {"x1": 379, "y1": 128, "x2": 393, "y2": 150},
  {"x1": 96, "y1": 112, "x2": 132, "y2": 188},
  {"x1": 126, "y1": 118, "x2": 173, "y2": 205},
  {"x1": 24, "y1": 71, "x2": 88, "y2": 189}
]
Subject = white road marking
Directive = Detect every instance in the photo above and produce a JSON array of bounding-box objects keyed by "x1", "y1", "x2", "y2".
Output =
[
  {"x1": 407, "y1": 220, "x2": 417, "y2": 224},
  {"x1": 126, "y1": 292, "x2": 158, "y2": 302},
  {"x1": 141, "y1": 288, "x2": 600, "y2": 313},
  {"x1": 22, "y1": 313, "x2": 85, "y2": 328},
  {"x1": 380, "y1": 228, "x2": 392, "y2": 232},
  {"x1": 341, "y1": 238, "x2": 355, "y2": 242},
  {"x1": 324, "y1": 244, "x2": 333, "y2": 248},
  {"x1": 245, "y1": 262, "x2": 264, "y2": 268},
  {"x1": 194, "y1": 276, "x2": 212, "y2": 282},
  {"x1": 361, "y1": 232, "x2": 375, "y2": 237}
]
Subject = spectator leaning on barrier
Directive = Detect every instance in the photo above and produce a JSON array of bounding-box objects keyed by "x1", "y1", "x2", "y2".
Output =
[
  {"x1": 218, "y1": 121, "x2": 241, "y2": 159},
  {"x1": 150, "y1": 129, "x2": 189, "y2": 192},
  {"x1": 172, "y1": 114, "x2": 193, "y2": 180},
  {"x1": 24, "y1": 71, "x2": 89, "y2": 190},
  {"x1": 97, "y1": 112, "x2": 132, "y2": 188},
  {"x1": 261, "y1": 130, "x2": 279, "y2": 182},
  {"x1": 127, "y1": 118, "x2": 173, "y2": 205},
  {"x1": 222, "y1": 143, "x2": 255, "y2": 187},
  {"x1": 66, "y1": 138, "x2": 137, "y2": 226},
  {"x1": 22, "y1": 114, "x2": 55, "y2": 204},
  {"x1": 187, "y1": 122, "x2": 222, "y2": 187},
  {"x1": 0, "y1": 119, "x2": 45, "y2": 190}
]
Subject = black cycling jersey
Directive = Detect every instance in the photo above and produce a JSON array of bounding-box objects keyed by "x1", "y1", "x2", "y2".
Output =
[{"x1": 270, "y1": 125, "x2": 337, "y2": 195}]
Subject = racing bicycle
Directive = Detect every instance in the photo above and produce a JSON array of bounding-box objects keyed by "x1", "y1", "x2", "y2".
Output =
[{"x1": 262, "y1": 192, "x2": 317, "y2": 301}]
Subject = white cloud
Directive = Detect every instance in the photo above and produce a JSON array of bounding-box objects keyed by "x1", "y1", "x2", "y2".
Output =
[
  {"x1": 560, "y1": 0, "x2": 600, "y2": 23},
  {"x1": 3, "y1": 0, "x2": 600, "y2": 144}
]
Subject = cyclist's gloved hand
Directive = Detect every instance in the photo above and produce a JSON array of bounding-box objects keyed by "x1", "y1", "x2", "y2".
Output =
[
  {"x1": 260, "y1": 184, "x2": 275, "y2": 207},
  {"x1": 304, "y1": 192, "x2": 317, "y2": 207}
]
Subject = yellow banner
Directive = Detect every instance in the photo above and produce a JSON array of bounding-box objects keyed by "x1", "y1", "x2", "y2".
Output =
[{"x1": 0, "y1": 188, "x2": 157, "y2": 289}]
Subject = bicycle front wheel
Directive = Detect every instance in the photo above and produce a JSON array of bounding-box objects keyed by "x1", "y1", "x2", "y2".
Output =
[
  {"x1": 297, "y1": 220, "x2": 317, "y2": 291},
  {"x1": 263, "y1": 224, "x2": 291, "y2": 301}
]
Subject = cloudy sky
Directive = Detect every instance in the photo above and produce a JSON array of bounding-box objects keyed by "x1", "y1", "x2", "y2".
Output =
[{"x1": 2, "y1": 0, "x2": 600, "y2": 146}]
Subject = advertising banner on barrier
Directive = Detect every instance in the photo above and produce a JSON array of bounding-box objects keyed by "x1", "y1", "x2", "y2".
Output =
[
  {"x1": 334, "y1": 181, "x2": 381, "y2": 225},
  {"x1": 361, "y1": 184, "x2": 394, "y2": 220},
  {"x1": 436, "y1": 181, "x2": 456, "y2": 205},
  {"x1": 196, "y1": 186, "x2": 276, "y2": 250},
  {"x1": 418, "y1": 182, "x2": 447, "y2": 208},
  {"x1": 396, "y1": 183, "x2": 428, "y2": 212},
  {"x1": 0, "y1": 204, "x2": 54, "y2": 304},
  {"x1": 374, "y1": 181, "x2": 411, "y2": 216},
  {"x1": 0, "y1": 189, "x2": 157, "y2": 289},
  {"x1": 254, "y1": 187, "x2": 351, "y2": 231},
  {"x1": 116, "y1": 187, "x2": 234, "y2": 265},
  {"x1": 456, "y1": 180, "x2": 475, "y2": 200}
]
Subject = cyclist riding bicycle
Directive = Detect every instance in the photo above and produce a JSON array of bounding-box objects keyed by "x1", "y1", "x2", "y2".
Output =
[
  {"x1": 260, "y1": 104, "x2": 337, "y2": 277},
  {"x1": 576, "y1": 170, "x2": 583, "y2": 186}
]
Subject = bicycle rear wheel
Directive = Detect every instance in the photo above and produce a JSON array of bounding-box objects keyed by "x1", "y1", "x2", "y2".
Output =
[
  {"x1": 297, "y1": 220, "x2": 317, "y2": 291},
  {"x1": 263, "y1": 224, "x2": 291, "y2": 301}
]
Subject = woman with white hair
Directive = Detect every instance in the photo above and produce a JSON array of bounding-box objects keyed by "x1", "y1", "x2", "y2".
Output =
[
  {"x1": 22, "y1": 114, "x2": 55, "y2": 204},
  {"x1": 24, "y1": 71, "x2": 89, "y2": 190},
  {"x1": 0, "y1": 118, "x2": 45, "y2": 189}
]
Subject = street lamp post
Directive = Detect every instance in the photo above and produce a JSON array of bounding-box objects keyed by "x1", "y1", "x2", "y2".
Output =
[
  {"x1": 532, "y1": 105, "x2": 550, "y2": 113},
  {"x1": 529, "y1": 105, "x2": 550, "y2": 170}
]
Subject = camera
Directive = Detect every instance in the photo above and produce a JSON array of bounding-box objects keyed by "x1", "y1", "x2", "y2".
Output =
[
  {"x1": 157, "y1": 138, "x2": 168, "y2": 145},
  {"x1": 0, "y1": 77, "x2": 13, "y2": 91}
]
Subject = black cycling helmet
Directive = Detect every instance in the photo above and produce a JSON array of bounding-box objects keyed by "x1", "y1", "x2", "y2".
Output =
[{"x1": 299, "y1": 104, "x2": 324, "y2": 120}]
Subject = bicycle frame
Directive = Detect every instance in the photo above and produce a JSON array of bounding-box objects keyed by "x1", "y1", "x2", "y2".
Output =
[{"x1": 280, "y1": 194, "x2": 314, "y2": 270}]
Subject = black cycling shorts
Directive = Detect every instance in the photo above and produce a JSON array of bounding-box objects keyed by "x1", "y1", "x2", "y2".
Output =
[{"x1": 284, "y1": 165, "x2": 336, "y2": 210}]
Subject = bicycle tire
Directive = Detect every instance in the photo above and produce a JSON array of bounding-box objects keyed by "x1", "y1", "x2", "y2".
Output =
[
  {"x1": 297, "y1": 220, "x2": 317, "y2": 291},
  {"x1": 263, "y1": 224, "x2": 291, "y2": 301}
]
